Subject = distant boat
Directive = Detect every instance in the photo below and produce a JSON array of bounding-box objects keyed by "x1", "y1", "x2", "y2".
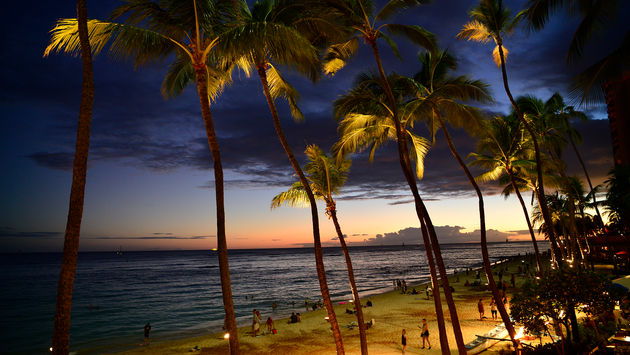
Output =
[
  {"x1": 116, "y1": 246, "x2": 123, "y2": 256},
  {"x1": 211, "y1": 248, "x2": 217, "y2": 252}
]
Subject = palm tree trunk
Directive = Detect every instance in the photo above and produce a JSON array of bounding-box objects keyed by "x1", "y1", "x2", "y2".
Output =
[
  {"x1": 194, "y1": 68, "x2": 239, "y2": 354},
  {"x1": 256, "y1": 65, "x2": 344, "y2": 354},
  {"x1": 437, "y1": 118, "x2": 519, "y2": 348},
  {"x1": 508, "y1": 169, "x2": 543, "y2": 273},
  {"x1": 368, "y1": 40, "x2": 462, "y2": 354},
  {"x1": 51, "y1": 1, "x2": 93, "y2": 353},
  {"x1": 496, "y1": 42, "x2": 563, "y2": 266},
  {"x1": 569, "y1": 136, "x2": 604, "y2": 228},
  {"x1": 328, "y1": 204, "x2": 368, "y2": 355}
]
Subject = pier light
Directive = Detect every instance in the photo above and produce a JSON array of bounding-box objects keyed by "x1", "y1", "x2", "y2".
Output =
[{"x1": 49, "y1": 347, "x2": 53, "y2": 352}]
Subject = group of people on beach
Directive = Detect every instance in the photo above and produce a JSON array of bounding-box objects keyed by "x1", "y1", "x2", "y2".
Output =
[
  {"x1": 393, "y1": 279, "x2": 408, "y2": 293},
  {"x1": 401, "y1": 318, "x2": 431, "y2": 353},
  {"x1": 252, "y1": 309, "x2": 276, "y2": 337}
]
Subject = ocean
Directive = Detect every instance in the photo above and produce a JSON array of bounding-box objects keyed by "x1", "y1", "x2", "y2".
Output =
[{"x1": 1, "y1": 242, "x2": 548, "y2": 354}]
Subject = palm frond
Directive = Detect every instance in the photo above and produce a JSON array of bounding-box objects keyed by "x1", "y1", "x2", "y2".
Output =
[
  {"x1": 45, "y1": 19, "x2": 118, "y2": 57},
  {"x1": 322, "y1": 37, "x2": 359, "y2": 75},
  {"x1": 270, "y1": 182, "x2": 312, "y2": 209},
  {"x1": 525, "y1": 0, "x2": 565, "y2": 31},
  {"x1": 376, "y1": 0, "x2": 429, "y2": 21},
  {"x1": 378, "y1": 31, "x2": 403, "y2": 61},
  {"x1": 569, "y1": 29, "x2": 630, "y2": 107},
  {"x1": 457, "y1": 20, "x2": 492, "y2": 43},
  {"x1": 161, "y1": 55, "x2": 194, "y2": 98},
  {"x1": 383, "y1": 24, "x2": 436, "y2": 53},
  {"x1": 475, "y1": 165, "x2": 505, "y2": 183},
  {"x1": 266, "y1": 64, "x2": 304, "y2": 121},
  {"x1": 566, "y1": 0, "x2": 620, "y2": 64},
  {"x1": 492, "y1": 44, "x2": 508, "y2": 66},
  {"x1": 406, "y1": 130, "x2": 430, "y2": 179}
]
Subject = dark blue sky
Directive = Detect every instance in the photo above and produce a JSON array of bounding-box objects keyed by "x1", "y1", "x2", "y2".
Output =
[{"x1": 1, "y1": 0, "x2": 626, "y2": 251}]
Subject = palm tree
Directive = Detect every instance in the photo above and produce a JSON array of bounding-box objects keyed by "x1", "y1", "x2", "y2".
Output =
[
  {"x1": 545, "y1": 93, "x2": 604, "y2": 227},
  {"x1": 457, "y1": 0, "x2": 564, "y2": 267},
  {"x1": 470, "y1": 115, "x2": 544, "y2": 273},
  {"x1": 44, "y1": 1, "x2": 94, "y2": 353},
  {"x1": 45, "y1": 1, "x2": 245, "y2": 351},
  {"x1": 217, "y1": 1, "x2": 346, "y2": 352},
  {"x1": 408, "y1": 49, "x2": 520, "y2": 347},
  {"x1": 334, "y1": 72, "x2": 458, "y2": 353},
  {"x1": 271, "y1": 145, "x2": 369, "y2": 354},
  {"x1": 322, "y1": 2, "x2": 467, "y2": 352},
  {"x1": 516, "y1": 95, "x2": 585, "y2": 261},
  {"x1": 602, "y1": 165, "x2": 630, "y2": 233}
]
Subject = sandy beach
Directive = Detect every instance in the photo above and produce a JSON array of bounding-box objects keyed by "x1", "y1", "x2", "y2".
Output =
[{"x1": 116, "y1": 254, "x2": 542, "y2": 354}]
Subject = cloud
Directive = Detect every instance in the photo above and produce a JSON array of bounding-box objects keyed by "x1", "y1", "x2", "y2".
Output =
[
  {"x1": 88, "y1": 235, "x2": 213, "y2": 240},
  {"x1": 0, "y1": 228, "x2": 62, "y2": 239},
  {"x1": 352, "y1": 225, "x2": 516, "y2": 246}
]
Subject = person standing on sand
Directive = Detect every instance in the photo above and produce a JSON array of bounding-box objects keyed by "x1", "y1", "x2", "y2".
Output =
[
  {"x1": 252, "y1": 309, "x2": 261, "y2": 336},
  {"x1": 304, "y1": 298, "x2": 309, "y2": 311},
  {"x1": 478, "y1": 299, "x2": 485, "y2": 320},
  {"x1": 401, "y1": 329, "x2": 407, "y2": 353},
  {"x1": 490, "y1": 298, "x2": 498, "y2": 320},
  {"x1": 420, "y1": 319, "x2": 431, "y2": 349},
  {"x1": 143, "y1": 322, "x2": 151, "y2": 345}
]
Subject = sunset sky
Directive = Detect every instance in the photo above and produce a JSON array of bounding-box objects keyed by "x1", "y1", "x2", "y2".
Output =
[{"x1": 1, "y1": 0, "x2": 626, "y2": 252}]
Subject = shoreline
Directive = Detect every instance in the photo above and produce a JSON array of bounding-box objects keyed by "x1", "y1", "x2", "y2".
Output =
[{"x1": 113, "y1": 253, "x2": 540, "y2": 354}]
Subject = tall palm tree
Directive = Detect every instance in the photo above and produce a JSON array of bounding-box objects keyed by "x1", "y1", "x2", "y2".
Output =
[
  {"x1": 45, "y1": 1, "x2": 246, "y2": 351},
  {"x1": 322, "y1": 2, "x2": 466, "y2": 352},
  {"x1": 217, "y1": 1, "x2": 346, "y2": 352},
  {"x1": 409, "y1": 49, "x2": 519, "y2": 347},
  {"x1": 44, "y1": 1, "x2": 94, "y2": 353},
  {"x1": 457, "y1": 0, "x2": 564, "y2": 267},
  {"x1": 470, "y1": 115, "x2": 544, "y2": 273},
  {"x1": 271, "y1": 145, "x2": 369, "y2": 354},
  {"x1": 516, "y1": 95, "x2": 584, "y2": 261},
  {"x1": 545, "y1": 93, "x2": 604, "y2": 227},
  {"x1": 334, "y1": 72, "x2": 456, "y2": 353}
]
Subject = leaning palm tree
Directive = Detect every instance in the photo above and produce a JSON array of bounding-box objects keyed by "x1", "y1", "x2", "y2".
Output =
[
  {"x1": 44, "y1": 0, "x2": 94, "y2": 353},
  {"x1": 322, "y1": 1, "x2": 466, "y2": 352},
  {"x1": 44, "y1": 1, "x2": 246, "y2": 351},
  {"x1": 408, "y1": 49, "x2": 519, "y2": 347},
  {"x1": 470, "y1": 115, "x2": 543, "y2": 273},
  {"x1": 217, "y1": 0, "x2": 347, "y2": 351},
  {"x1": 334, "y1": 72, "x2": 459, "y2": 353},
  {"x1": 457, "y1": 0, "x2": 564, "y2": 267},
  {"x1": 271, "y1": 145, "x2": 369, "y2": 354}
]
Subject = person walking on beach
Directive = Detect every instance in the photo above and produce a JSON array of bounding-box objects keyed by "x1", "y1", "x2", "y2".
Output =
[
  {"x1": 477, "y1": 299, "x2": 485, "y2": 320},
  {"x1": 401, "y1": 329, "x2": 407, "y2": 353},
  {"x1": 304, "y1": 298, "x2": 309, "y2": 311},
  {"x1": 490, "y1": 298, "x2": 498, "y2": 320},
  {"x1": 143, "y1": 322, "x2": 151, "y2": 345},
  {"x1": 420, "y1": 319, "x2": 431, "y2": 349}
]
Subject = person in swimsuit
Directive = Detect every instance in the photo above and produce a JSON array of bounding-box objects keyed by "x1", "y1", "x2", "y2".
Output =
[
  {"x1": 420, "y1": 319, "x2": 431, "y2": 349},
  {"x1": 401, "y1": 329, "x2": 407, "y2": 353},
  {"x1": 490, "y1": 298, "x2": 498, "y2": 320}
]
